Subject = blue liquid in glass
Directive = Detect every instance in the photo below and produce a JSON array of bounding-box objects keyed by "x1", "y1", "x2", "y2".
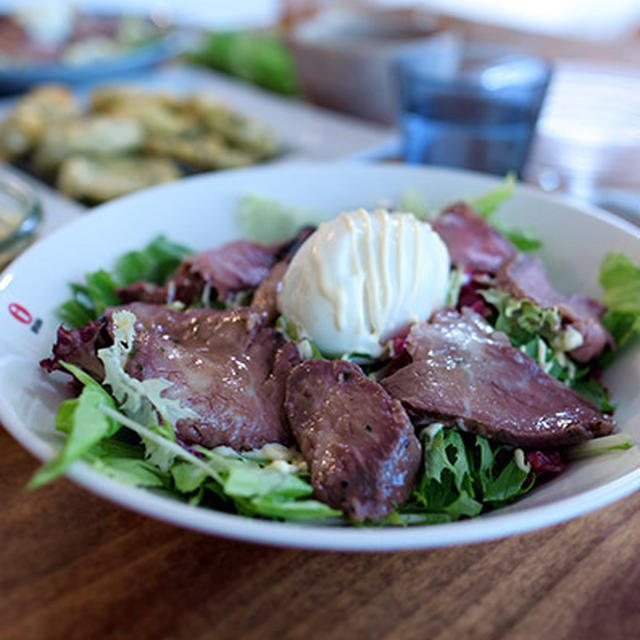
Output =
[{"x1": 398, "y1": 54, "x2": 550, "y2": 176}]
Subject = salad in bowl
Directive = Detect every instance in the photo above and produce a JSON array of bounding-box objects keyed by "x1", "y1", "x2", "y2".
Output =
[{"x1": 27, "y1": 169, "x2": 638, "y2": 529}]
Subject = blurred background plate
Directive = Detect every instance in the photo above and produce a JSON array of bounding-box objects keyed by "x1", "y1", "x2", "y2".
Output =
[
  {"x1": 0, "y1": 6, "x2": 187, "y2": 95},
  {"x1": 0, "y1": 32, "x2": 182, "y2": 95}
]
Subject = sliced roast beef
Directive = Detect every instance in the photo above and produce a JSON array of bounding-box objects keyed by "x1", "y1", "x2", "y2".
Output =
[
  {"x1": 117, "y1": 240, "x2": 277, "y2": 307},
  {"x1": 250, "y1": 227, "x2": 318, "y2": 322},
  {"x1": 117, "y1": 270, "x2": 206, "y2": 306},
  {"x1": 494, "y1": 254, "x2": 612, "y2": 362},
  {"x1": 251, "y1": 260, "x2": 288, "y2": 323},
  {"x1": 40, "y1": 318, "x2": 109, "y2": 382},
  {"x1": 117, "y1": 281, "x2": 169, "y2": 305},
  {"x1": 433, "y1": 202, "x2": 516, "y2": 274},
  {"x1": 105, "y1": 302, "x2": 298, "y2": 450},
  {"x1": 382, "y1": 309, "x2": 614, "y2": 448},
  {"x1": 117, "y1": 228, "x2": 317, "y2": 310},
  {"x1": 184, "y1": 240, "x2": 275, "y2": 299},
  {"x1": 285, "y1": 359, "x2": 421, "y2": 521}
]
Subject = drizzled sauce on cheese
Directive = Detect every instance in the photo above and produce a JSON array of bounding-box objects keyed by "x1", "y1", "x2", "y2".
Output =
[{"x1": 279, "y1": 208, "x2": 451, "y2": 357}]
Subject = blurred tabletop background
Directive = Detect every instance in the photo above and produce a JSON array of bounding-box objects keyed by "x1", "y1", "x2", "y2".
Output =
[{"x1": 0, "y1": 2, "x2": 639, "y2": 639}]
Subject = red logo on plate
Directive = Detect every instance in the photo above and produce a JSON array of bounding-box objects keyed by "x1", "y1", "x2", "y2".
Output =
[{"x1": 8, "y1": 303, "x2": 32, "y2": 325}]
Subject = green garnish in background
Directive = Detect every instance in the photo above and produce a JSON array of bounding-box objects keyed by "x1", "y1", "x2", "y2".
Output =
[{"x1": 189, "y1": 31, "x2": 300, "y2": 96}]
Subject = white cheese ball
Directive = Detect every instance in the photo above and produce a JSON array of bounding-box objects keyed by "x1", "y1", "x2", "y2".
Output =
[{"x1": 278, "y1": 208, "x2": 450, "y2": 357}]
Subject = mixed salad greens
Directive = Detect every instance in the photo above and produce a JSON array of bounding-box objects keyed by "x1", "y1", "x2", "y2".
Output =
[{"x1": 31, "y1": 180, "x2": 639, "y2": 525}]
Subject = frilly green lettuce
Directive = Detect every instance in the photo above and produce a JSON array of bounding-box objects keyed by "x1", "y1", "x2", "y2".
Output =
[
  {"x1": 98, "y1": 310, "x2": 199, "y2": 428},
  {"x1": 468, "y1": 174, "x2": 542, "y2": 251},
  {"x1": 391, "y1": 426, "x2": 533, "y2": 523},
  {"x1": 600, "y1": 253, "x2": 640, "y2": 347}
]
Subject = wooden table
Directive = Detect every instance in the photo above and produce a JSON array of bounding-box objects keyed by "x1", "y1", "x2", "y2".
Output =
[{"x1": 2, "y1": 425, "x2": 638, "y2": 640}]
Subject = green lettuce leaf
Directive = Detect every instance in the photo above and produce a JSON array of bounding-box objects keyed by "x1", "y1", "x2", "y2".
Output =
[
  {"x1": 497, "y1": 225, "x2": 543, "y2": 252},
  {"x1": 96, "y1": 405, "x2": 341, "y2": 522},
  {"x1": 235, "y1": 495, "x2": 341, "y2": 521},
  {"x1": 481, "y1": 457, "x2": 531, "y2": 503},
  {"x1": 58, "y1": 294, "x2": 95, "y2": 328},
  {"x1": 397, "y1": 188, "x2": 431, "y2": 220},
  {"x1": 482, "y1": 289, "x2": 613, "y2": 411},
  {"x1": 196, "y1": 447, "x2": 311, "y2": 499},
  {"x1": 171, "y1": 462, "x2": 209, "y2": 493},
  {"x1": 519, "y1": 338, "x2": 578, "y2": 385},
  {"x1": 599, "y1": 253, "x2": 640, "y2": 346},
  {"x1": 85, "y1": 270, "x2": 121, "y2": 317},
  {"x1": 29, "y1": 362, "x2": 120, "y2": 488},
  {"x1": 400, "y1": 426, "x2": 533, "y2": 521},
  {"x1": 480, "y1": 287, "x2": 564, "y2": 348},
  {"x1": 57, "y1": 235, "x2": 192, "y2": 328},
  {"x1": 114, "y1": 235, "x2": 191, "y2": 286},
  {"x1": 566, "y1": 433, "x2": 635, "y2": 459},
  {"x1": 236, "y1": 194, "x2": 323, "y2": 245},
  {"x1": 571, "y1": 379, "x2": 615, "y2": 413},
  {"x1": 445, "y1": 267, "x2": 465, "y2": 308},
  {"x1": 467, "y1": 173, "x2": 541, "y2": 252},
  {"x1": 97, "y1": 309, "x2": 200, "y2": 430},
  {"x1": 469, "y1": 173, "x2": 516, "y2": 218},
  {"x1": 85, "y1": 440, "x2": 169, "y2": 488},
  {"x1": 195, "y1": 447, "x2": 340, "y2": 521}
]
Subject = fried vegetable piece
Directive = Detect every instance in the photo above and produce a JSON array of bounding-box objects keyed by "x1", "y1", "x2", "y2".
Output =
[
  {"x1": 90, "y1": 86, "x2": 198, "y2": 137},
  {"x1": 0, "y1": 85, "x2": 79, "y2": 160},
  {"x1": 34, "y1": 116, "x2": 144, "y2": 174},
  {"x1": 184, "y1": 93, "x2": 279, "y2": 158},
  {"x1": 0, "y1": 82, "x2": 280, "y2": 203},
  {"x1": 90, "y1": 86, "x2": 179, "y2": 112},
  {"x1": 145, "y1": 134, "x2": 255, "y2": 170},
  {"x1": 57, "y1": 156, "x2": 180, "y2": 203}
]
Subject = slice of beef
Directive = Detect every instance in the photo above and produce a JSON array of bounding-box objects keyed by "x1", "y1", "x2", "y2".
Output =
[
  {"x1": 40, "y1": 318, "x2": 110, "y2": 383},
  {"x1": 184, "y1": 240, "x2": 275, "y2": 299},
  {"x1": 116, "y1": 270, "x2": 207, "y2": 306},
  {"x1": 106, "y1": 302, "x2": 299, "y2": 450},
  {"x1": 494, "y1": 254, "x2": 612, "y2": 362},
  {"x1": 117, "y1": 281, "x2": 173, "y2": 305},
  {"x1": 382, "y1": 309, "x2": 614, "y2": 448},
  {"x1": 433, "y1": 202, "x2": 516, "y2": 274},
  {"x1": 251, "y1": 227, "x2": 317, "y2": 322},
  {"x1": 117, "y1": 240, "x2": 277, "y2": 307},
  {"x1": 285, "y1": 359, "x2": 421, "y2": 522},
  {"x1": 251, "y1": 260, "x2": 288, "y2": 323}
]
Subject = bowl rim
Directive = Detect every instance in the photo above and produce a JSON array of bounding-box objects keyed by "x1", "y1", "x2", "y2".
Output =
[{"x1": 0, "y1": 161, "x2": 638, "y2": 551}]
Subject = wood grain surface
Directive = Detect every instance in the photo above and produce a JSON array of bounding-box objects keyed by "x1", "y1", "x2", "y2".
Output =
[{"x1": 1, "y1": 427, "x2": 638, "y2": 640}]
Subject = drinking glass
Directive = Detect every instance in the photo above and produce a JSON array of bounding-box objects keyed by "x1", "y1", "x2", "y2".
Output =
[{"x1": 396, "y1": 44, "x2": 552, "y2": 177}]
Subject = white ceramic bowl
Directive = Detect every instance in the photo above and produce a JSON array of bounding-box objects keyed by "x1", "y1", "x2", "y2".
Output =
[{"x1": 0, "y1": 162, "x2": 638, "y2": 551}]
